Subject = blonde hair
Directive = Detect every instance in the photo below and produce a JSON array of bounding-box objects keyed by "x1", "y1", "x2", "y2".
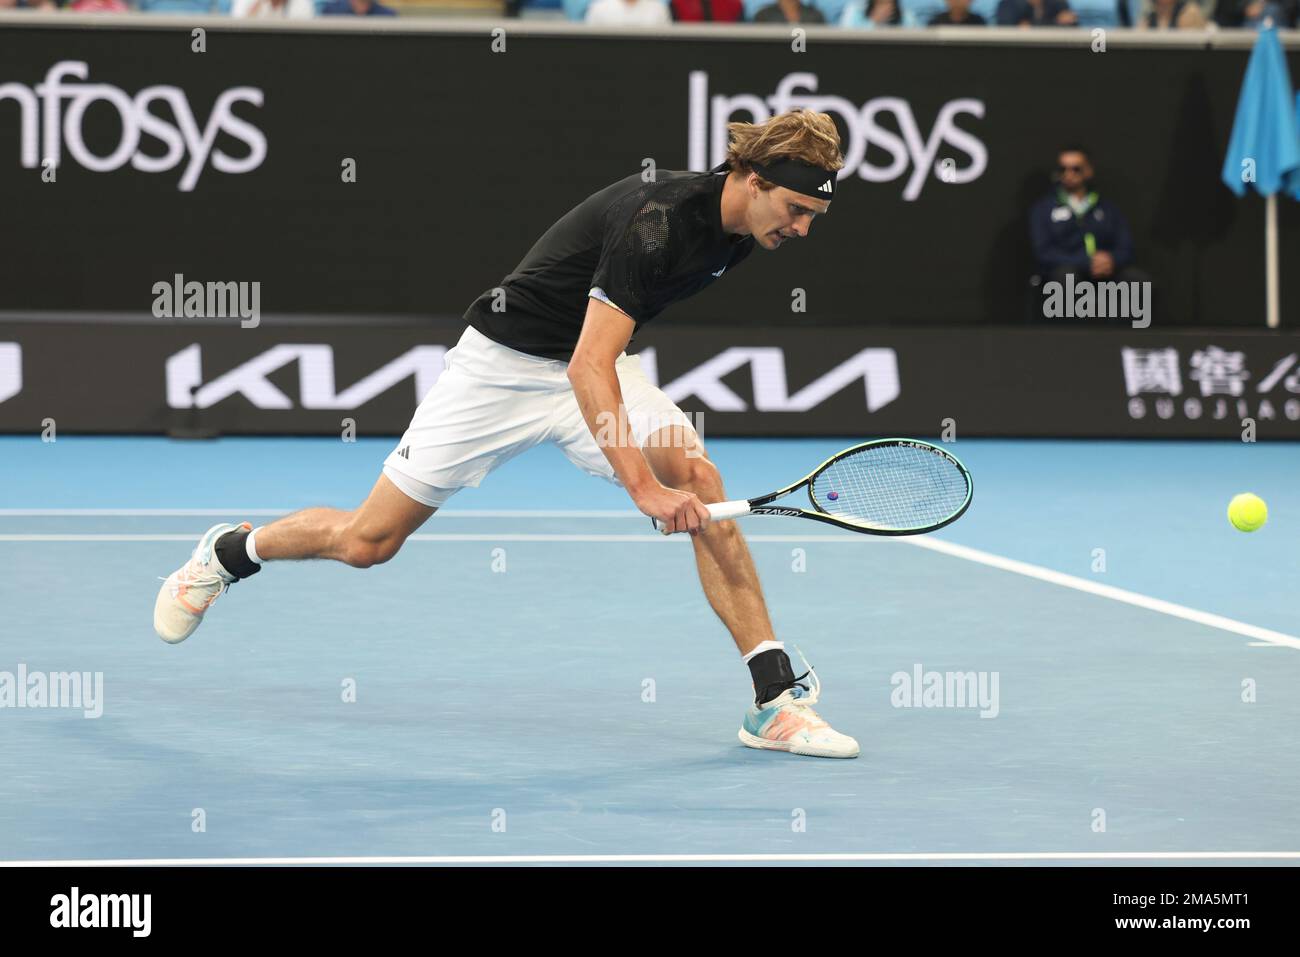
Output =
[{"x1": 724, "y1": 110, "x2": 845, "y2": 190}]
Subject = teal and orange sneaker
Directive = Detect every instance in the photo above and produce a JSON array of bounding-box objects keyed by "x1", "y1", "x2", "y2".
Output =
[
  {"x1": 153, "y1": 522, "x2": 246, "y2": 644},
  {"x1": 738, "y1": 658, "x2": 859, "y2": 759}
]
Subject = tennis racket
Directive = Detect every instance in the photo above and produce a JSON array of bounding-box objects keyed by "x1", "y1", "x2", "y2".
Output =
[{"x1": 653, "y1": 438, "x2": 972, "y2": 536}]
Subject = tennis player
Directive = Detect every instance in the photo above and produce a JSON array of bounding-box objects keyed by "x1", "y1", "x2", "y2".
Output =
[{"x1": 154, "y1": 109, "x2": 858, "y2": 759}]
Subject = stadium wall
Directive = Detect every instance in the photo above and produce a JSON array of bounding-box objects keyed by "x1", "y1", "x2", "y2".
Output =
[
  {"x1": 1, "y1": 18, "x2": 1297, "y2": 327},
  {"x1": 2, "y1": 18, "x2": 1298, "y2": 438}
]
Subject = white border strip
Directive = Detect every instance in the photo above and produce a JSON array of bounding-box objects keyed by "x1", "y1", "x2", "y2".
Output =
[
  {"x1": 4, "y1": 851, "x2": 1299, "y2": 866},
  {"x1": 0, "y1": 14, "x2": 1282, "y2": 49}
]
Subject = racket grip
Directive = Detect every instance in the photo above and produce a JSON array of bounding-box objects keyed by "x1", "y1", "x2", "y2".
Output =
[
  {"x1": 652, "y1": 499, "x2": 752, "y2": 534},
  {"x1": 705, "y1": 500, "x2": 753, "y2": 522}
]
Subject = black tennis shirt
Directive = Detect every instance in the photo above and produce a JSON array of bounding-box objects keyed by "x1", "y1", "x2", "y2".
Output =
[{"x1": 464, "y1": 165, "x2": 755, "y2": 361}]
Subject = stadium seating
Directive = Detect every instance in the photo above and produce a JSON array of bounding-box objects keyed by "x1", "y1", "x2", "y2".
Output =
[
  {"x1": 813, "y1": 0, "x2": 851, "y2": 21},
  {"x1": 1070, "y1": 0, "x2": 1120, "y2": 26},
  {"x1": 898, "y1": 0, "x2": 946, "y2": 25},
  {"x1": 137, "y1": 0, "x2": 226, "y2": 11}
]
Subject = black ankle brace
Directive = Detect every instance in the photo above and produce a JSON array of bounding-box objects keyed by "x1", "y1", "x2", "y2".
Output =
[
  {"x1": 215, "y1": 528, "x2": 261, "y2": 580},
  {"x1": 747, "y1": 648, "x2": 797, "y2": 707}
]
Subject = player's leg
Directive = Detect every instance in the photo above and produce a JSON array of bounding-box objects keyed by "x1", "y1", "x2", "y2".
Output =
[
  {"x1": 638, "y1": 431, "x2": 776, "y2": 656},
  {"x1": 247, "y1": 472, "x2": 435, "y2": 567},
  {"x1": 151, "y1": 473, "x2": 444, "y2": 645},
  {"x1": 153, "y1": 325, "x2": 556, "y2": 644},
  {"x1": 552, "y1": 351, "x2": 778, "y2": 658},
  {"x1": 551, "y1": 354, "x2": 779, "y2": 658},
  {"x1": 551, "y1": 353, "x2": 858, "y2": 757},
  {"x1": 640, "y1": 431, "x2": 858, "y2": 758}
]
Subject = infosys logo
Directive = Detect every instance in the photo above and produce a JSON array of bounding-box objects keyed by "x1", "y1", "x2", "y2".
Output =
[
  {"x1": 688, "y1": 71, "x2": 986, "y2": 201},
  {"x1": 0, "y1": 61, "x2": 266, "y2": 191}
]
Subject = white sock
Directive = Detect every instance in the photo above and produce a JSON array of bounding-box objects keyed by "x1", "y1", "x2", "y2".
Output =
[
  {"x1": 245, "y1": 526, "x2": 265, "y2": 565},
  {"x1": 741, "y1": 639, "x2": 785, "y2": 664}
]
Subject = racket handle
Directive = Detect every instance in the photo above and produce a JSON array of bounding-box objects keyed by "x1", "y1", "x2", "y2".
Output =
[
  {"x1": 705, "y1": 500, "x2": 753, "y2": 521},
  {"x1": 652, "y1": 499, "x2": 752, "y2": 534}
]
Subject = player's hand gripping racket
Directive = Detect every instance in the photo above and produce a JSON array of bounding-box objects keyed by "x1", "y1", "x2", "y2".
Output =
[{"x1": 653, "y1": 438, "x2": 972, "y2": 536}]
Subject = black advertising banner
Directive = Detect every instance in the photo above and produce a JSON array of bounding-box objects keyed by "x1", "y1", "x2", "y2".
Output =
[
  {"x1": 0, "y1": 21, "x2": 1298, "y2": 329},
  {"x1": 1, "y1": 318, "x2": 1298, "y2": 438}
]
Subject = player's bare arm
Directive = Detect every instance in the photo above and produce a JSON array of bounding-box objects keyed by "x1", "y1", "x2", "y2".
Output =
[{"x1": 567, "y1": 297, "x2": 711, "y2": 535}]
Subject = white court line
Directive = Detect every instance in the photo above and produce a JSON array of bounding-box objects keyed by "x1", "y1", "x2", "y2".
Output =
[
  {"x1": 3, "y1": 851, "x2": 1300, "y2": 866},
  {"x1": 907, "y1": 537, "x2": 1300, "y2": 651},
  {"x1": 1, "y1": 520, "x2": 1296, "y2": 650},
  {"x1": 0, "y1": 508, "x2": 642, "y2": 518}
]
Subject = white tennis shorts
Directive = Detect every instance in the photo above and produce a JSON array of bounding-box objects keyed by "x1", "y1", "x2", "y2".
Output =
[{"x1": 381, "y1": 325, "x2": 695, "y2": 508}]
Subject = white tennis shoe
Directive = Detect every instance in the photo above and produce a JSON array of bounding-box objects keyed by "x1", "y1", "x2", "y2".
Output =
[
  {"x1": 153, "y1": 522, "x2": 247, "y2": 644},
  {"x1": 738, "y1": 659, "x2": 859, "y2": 759}
]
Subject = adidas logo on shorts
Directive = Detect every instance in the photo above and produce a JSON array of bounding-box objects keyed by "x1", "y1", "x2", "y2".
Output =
[{"x1": 397, "y1": 446, "x2": 410, "y2": 459}]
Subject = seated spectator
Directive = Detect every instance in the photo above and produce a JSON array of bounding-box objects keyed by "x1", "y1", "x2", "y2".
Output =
[
  {"x1": 1215, "y1": 0, "x2": 1296, "y2": 24},
  {"x1": 586, "y1": 0, "x2": 672, "y2": 22},
  {"x1": 930, "y1": 0, "x2": 987, "y2": 20},
  {"x1": 996, "y1": 0, "x2": 1078, "y2": 23},
  {"x1": 1140, "y1": 0, "x2": 1206, "y2": 24},
  {"x1": 840, "y1": 0, "x2": 903, "y2": 25},
  {"x1": 754, "y1": 0, "x2": 827, "y2": 20},
  {"x1": 320, "y1": 0, "x2": 396, "y2": 15},
  {"x1": 671, "y1": 0, "x2": 744, "y2": 19},
  {"x1": 1029, "y1": 146, "x2": 1150, "y2": 321},
  {"x1": 233, "y1": 0, "x2": 315, "y2": 15}
]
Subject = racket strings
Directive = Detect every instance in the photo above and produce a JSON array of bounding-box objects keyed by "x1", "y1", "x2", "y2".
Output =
[{"x1": 810, "y1": 445, "x2": 970, "y2": 531}]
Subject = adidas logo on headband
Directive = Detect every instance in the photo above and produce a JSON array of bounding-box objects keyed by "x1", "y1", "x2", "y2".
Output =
[{"x1": 748, "y1": 158, "x2": 838, "y2": 201}]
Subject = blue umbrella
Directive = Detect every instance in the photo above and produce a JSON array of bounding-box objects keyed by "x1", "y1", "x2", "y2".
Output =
[{"x1": 1220, "y1": 25, "x2": 1300, "y2": 328}]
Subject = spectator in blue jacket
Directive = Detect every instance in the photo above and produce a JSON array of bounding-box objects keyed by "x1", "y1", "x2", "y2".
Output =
[
  {"x1": 1029, "y1": 146, "x2": 1145, "y2": 287},
  {"x1": 996, "y1": 0, "x2": 1078, "y2": 23}
]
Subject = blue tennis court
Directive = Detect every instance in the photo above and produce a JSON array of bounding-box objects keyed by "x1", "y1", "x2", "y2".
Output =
[{"x1": 1, "y1": 435, "x2": 1297, "y2": 865}]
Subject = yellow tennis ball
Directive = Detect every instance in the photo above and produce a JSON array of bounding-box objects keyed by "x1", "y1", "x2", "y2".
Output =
[{"x1": 1228, "y1": 493, "x2": 1268, "y2": 532}]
